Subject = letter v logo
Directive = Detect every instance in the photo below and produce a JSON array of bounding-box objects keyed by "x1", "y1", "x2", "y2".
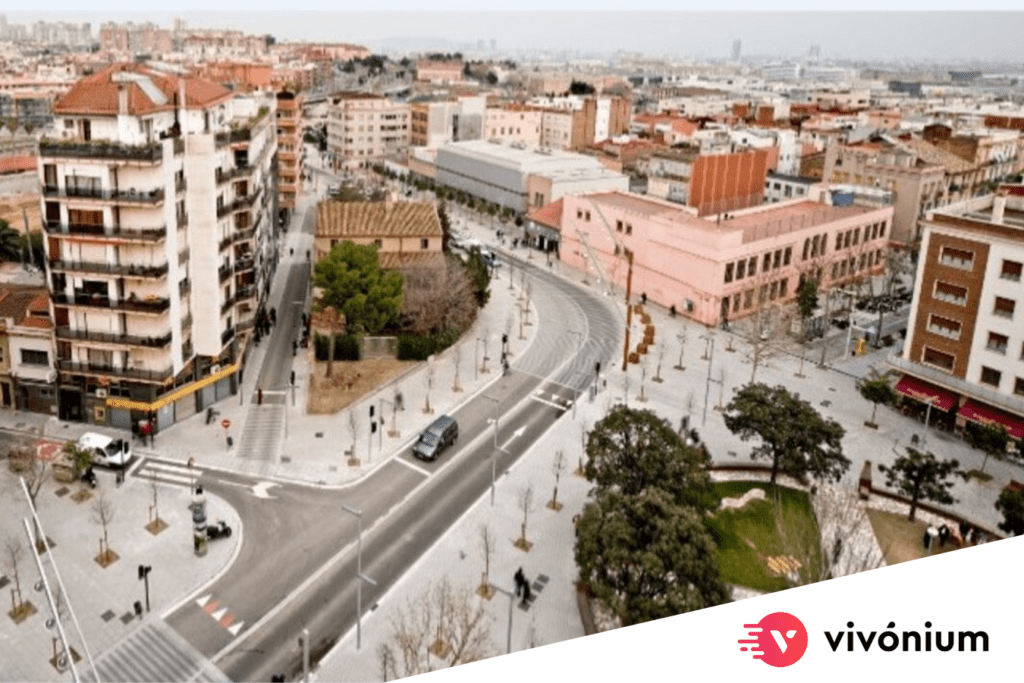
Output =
[{"x1": 739, "y1": 613, "x2": 808, "y2": 667}]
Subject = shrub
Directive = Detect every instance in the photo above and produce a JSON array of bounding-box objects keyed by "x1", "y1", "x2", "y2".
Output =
[
  {"x1": 313, "y1": 333, "x2": 361, "y2": 361},
  {"x1": 396, "y1": 328, "x2": 461, "y2": 361}
]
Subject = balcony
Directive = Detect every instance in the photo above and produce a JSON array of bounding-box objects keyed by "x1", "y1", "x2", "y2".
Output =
[
  {"x1": 43, "y1": 185, "x2": 165, "y2": 205},
  {"x1": 938, "y1": 255, "x2": 973, "y2": 271},
  {"x1": 52, "y1": 292, "x2": 171, "y2": 314},
  {"x1": 48, "y1": 259, "x2": 169, "y2": 279},
  {"x1": 58, "y1": 360, "x2": 173, "y2": 383},
  {"x1": 39, "y1": 139, "x2": 163, "y2": 163},
  {"x1": 221, "y1": 293, "x2": 238, "y2": 313},
  {"x1": 56, "y1": 326, "x2": 173, "y2": 348},
  {"x1": 234, "y1": 256, "x2": 255, "y2": 273},
  {"x1": 179, "y1": 278, "x2": 191, "y2": 297},
  {"x1": 219, "y1": 264, "x2": 232, "y2": 283},
  {"x1": 216, "y1": 165, "x2": 253, "y2": 185},
  {"x1": 221, "y1": 327, "x2": 236, "y2": 345},
  {"x1": 216, "y1": 188, "x2": 262, "y2": 217},
  {"x1": 236, "y1": 284, "x2": 257, "y2": 300},
  {"x1": 926, "y1": 324, "x2": 960, "y2": 340},
  {"x1": 182, "y1": 312, "x2": 193, "y2": 330},
  {"x1": 175, "y1": 177, "x2": 187, "y2": 193},
  {"x1": 45, "y1": 221, "x2": 167, "y2": 243},
  {"x1": 215, "y1": 128, "x2": 253, "y2": 148}
]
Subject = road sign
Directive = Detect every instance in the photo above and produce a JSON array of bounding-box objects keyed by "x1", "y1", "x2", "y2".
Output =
[{"x1": 221, "y1": 418, "x2": 232, "y2": 429}]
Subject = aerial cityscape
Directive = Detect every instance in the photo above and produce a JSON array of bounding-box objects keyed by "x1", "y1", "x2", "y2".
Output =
[{"x1": 1, "y1": 10, "x2": 1024, "y2": 682}]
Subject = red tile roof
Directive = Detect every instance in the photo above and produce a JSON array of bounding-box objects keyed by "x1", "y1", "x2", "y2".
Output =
[
  {"x1": 526, "y1": 198, "x2": 564, "y2": 230},
  {"x1": 0, "y1": 156, "x2": 36, "y2": 175},
  {"x1": 55, "y1": 63, "x2": 233, "y2": 116},
  {"x1": 670, "y1": 119, "x2": 699, "y2": 136}
]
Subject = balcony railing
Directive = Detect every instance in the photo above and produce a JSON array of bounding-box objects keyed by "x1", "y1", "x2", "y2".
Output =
[
  {"x1": 234, "y1": 256, "x2": 255, "y2": 273},
  {"x1": 43, "y1": 186, "x2": 166, "y2": 204},
  {"x1": 926, "y1": 325, "x2": 960, "y2": 340},
  {"x1": 215, "y1": 128, "x2": 253, "y2": 148},
  {"x1": 216, "y1": 188, "x2": 262, "y2": 217},
  {"x1": 221, "y1": 327, "x2": 236, "y2": 345},
  {"x1": 179, "y1": 278, "x2": 191, "y2": 297},
  {"x1": 58, "y1": 360, "x2": 173, "y2": 382},
  {"x1": 45, "y1": 221, "x2": 167, "y2": 243},
  {"x1": 219, "y1": 264, "x2": 232, "y2": 283},
  {"x1": 40, "y1": 139, "x2": 163, "y2": 162},
  {"x1": 236, "y1": 284, "x2": 256, "y2": 300},
  {"x1": 182, "y1": 312, "x2": 194, "y2": 330},
  {"x1": 55, "y1": 326, "x2": 173, "y2": 348},
  {"x1": 175, "y1": 177, "x2": 187, "y2": 193},
  {"x1": 52, "y1": 292, "x2": 171, "y2": 314},
  {"x1": 48, "y1": 259, "x2": 169, "y2": 279},
  {"x1": 939, "y1": 256, "x2": 973, "y2": 270},
  {"x1": 216, "y1": 165, "x2": 254, "y2": 184},
  {"x1": 221, "y1": 293, "x2": 238, "y2": 313}
]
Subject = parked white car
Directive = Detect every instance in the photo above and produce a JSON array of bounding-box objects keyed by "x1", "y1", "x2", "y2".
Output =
[{"x1": 77, "y1": 433, "x2": 132, "y2": 469}]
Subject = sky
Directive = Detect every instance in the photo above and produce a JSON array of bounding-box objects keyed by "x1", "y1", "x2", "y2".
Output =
[{"x1": 4, "y1": 7, "x2": 1024, "y2": 62}]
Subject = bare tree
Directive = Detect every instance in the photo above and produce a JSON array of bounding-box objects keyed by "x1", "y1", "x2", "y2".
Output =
[
  {"x1": 451, "y1": 346, "x2": 463, "y2": 393},
  {"x1": 516, "y1": 484, "x2": 535, "y2": 550},
  {"x1": 91, "y1": 492, "x2": 117, "y2": 565},
  {"x1": 423, "y1": 365, "x2": 435, "y2": 414},
  {"x1": 743, "y1": 291, "x2": 787, "y2": 384},
  {"x1": 11, "y1": 445, "x2": 50, "y2": 552},
  {"x1": 347, "y1": 410, "x2": 359, "y2": 464},
  {"x1": 401, "y1": 259, "x2": 477, "y2": 336},
  {"x1": 653, "y1": 343, "x2": 665, "y2": 383},
  {"x1": 548, "y1": 451, "x2": 567, "y2": 511},
  {"x1": 717, "y1": 367, "x2": 727, "y2": 410},
  {"x1": 576, "y1": 422, "x2": 588, "y2": 476},
  {"x1": 379, "y1": 577, "x2": 493, "y2": 677},
  {"x1": 479, "y1": 525, "x2": 495, "y2": 598},
  {"x1": 4, "y1": 535, "x2": 25, "y2": 613}
]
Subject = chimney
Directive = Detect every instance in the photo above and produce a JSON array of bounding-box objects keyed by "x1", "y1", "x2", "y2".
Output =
[
  {"x1": 117, "y1": 84, "x2": 128, "y2": 116},
  {"x1": 992, "y1": 193, "x2": 1007, "y2": 224}
]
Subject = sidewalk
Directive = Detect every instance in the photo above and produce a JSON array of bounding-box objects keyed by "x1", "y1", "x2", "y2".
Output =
[{"x1": 0, "y1": 465, "x2": 240, "y2": 682}]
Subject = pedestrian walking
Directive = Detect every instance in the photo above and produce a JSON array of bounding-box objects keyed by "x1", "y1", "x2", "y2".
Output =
[
  {"x1": 922, "y1": 529, "x2": 931, "y2": 551},
  {"x1": 521, "y1": 580, "x2": 532, "y2": 606},
  {"x1": 514, "y1": 567, "x2": 525, "y2": 596},
  {"x1": 938, "y1": 524, "x2": 950, "y2": 547}
]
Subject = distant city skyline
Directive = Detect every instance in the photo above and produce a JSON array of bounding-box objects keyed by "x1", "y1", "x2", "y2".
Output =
[{"x1": 4, "y1": 11, "x2": 1024, "y2": 63}]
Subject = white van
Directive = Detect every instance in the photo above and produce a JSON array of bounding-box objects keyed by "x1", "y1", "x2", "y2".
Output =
[{"x1": 77, "y1": 433, "x2": 132, "y2": 469}]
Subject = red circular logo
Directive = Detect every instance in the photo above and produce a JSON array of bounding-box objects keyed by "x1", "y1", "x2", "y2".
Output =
[{"x1": 739, "y1": 612, "x2": 808, "y2": 667}]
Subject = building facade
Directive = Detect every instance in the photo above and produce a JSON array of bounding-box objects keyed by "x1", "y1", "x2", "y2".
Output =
[
  {"x1": 889, "y1": 190, "x2": 1024, "y2": 444},
  {"x1": 276, "y1": 90, "x2": 304, "y2": 222},
  {"x1": 327, "y1": 93, "x2": 410, "y2": 170},
  {"x1": 39, "y1": 63, "x2": 277, "y2": 431}
]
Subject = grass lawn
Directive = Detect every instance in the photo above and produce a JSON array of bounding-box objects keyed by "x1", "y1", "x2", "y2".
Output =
[
  {"x1": 706, "y1": 481, "x2": 821, "y2": 593},
  {"x1": 865, "y1": 508, "x2": 959, "y2": 566}
]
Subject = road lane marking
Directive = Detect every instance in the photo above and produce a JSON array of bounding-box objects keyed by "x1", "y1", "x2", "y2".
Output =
[
  {"x1": 394, "y1": 457, "x2": 431, "y2": 477},
  {"x1": 530, "y1": 394, "x2": 565, "y2": 410}
]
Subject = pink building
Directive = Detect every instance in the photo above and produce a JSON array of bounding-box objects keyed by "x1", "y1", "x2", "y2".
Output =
[{"x1": 553, "y1": 190, "x2": 894, "y2": 326}]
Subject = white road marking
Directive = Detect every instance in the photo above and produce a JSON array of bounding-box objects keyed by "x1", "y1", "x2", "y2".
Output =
[
  {"x1": 394, "y1": 457, "x2": 431, "y2": 477},
  {"x1": 530, "y1": 394, "x2": 565, "y2": 410},
  {"x1": 226, "y1": 621, "x2": 244, "y2": 637},
  {"x1": 195, "y1": 595, "x2": 211, "y2": 609}
]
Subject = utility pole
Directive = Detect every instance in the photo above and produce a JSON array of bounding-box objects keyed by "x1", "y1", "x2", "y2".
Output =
[
  {"x1": 700, "y1": 333, "x2": 715, "y2": 426},
  {"x1": 621, "y1": 249, "x2": 634, "y2": 372}
]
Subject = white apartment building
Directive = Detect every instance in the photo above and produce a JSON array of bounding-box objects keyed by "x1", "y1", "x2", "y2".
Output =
[
  {"x1": 39, "y1": 63, "x2": 277, "y2": 431},
  {"x1": 410, "y1": 96, "x2": 485, "y2": 148},
  {"x1": 326, "y1": 92, "x2": 410, "y2": 170}
]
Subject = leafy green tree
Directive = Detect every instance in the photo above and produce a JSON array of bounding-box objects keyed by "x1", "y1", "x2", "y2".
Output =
[
  {"x1": 0, "y1": 219, "x2": 21, "y2": 262},
  {"x1": 796, "y1": 278, "x2": 819, "y2": 338},
  {"x1": 18, "y1": 231, "x2": 44, "y2": 269},
  {"x1": 462, "y1": 248, "x2": 491, "y2": 308},
  {"x1": 964, "y1": 421, "x2": 1012, "y2": 474},
  {"x1": 575, "y1": 487, "x2": 730, "y2": 626},
  {"x1": 857, "y1": 368, "x2": 898, "y2": 426},
  {"x1": 313, "y1": 241, "x2": 404, "y2": 335},
  {"x1": 437, "y1": 202, "x2": 453, "y2": 253},
  {"x1": 569, "y1": 80, "x2": 596, "y2": 95},
  {"x1": 62, "y1": 440, "x2": 93, "y2": 477},
  {"x1": 878, "y1": 447, "x2": 964, "y2": 522},
  {"x1": 995, "y1": 487, "x2": 1024, "y2": 536},
  {"x1": 584, "y1": 405, "x2": 716, "y2": 513},
  {"x1": 723, "y1": 383, "x2": 849, "y2": 485}
]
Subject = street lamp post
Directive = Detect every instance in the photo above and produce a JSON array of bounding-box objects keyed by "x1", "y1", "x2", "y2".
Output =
[
  {"x1": 340, "y1": 505, "x2": 376, "y2": 650},
  {"x1": 483, "y1": 395, "x2": 500, "y2": 505},
  {"x1": 700, "y1": 333, "x2": 715, "y2": 426},
  {"x1": 569, "y1": 330, "x2": 583, "y2": 418},
  {"x1": 491, "y1": 585, "x2": 517, "y2": 654}
]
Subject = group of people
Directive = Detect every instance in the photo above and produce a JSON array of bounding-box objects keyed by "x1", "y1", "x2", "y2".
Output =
[{"x1": 922, "y1": 521, "x2": 985, "y2": 552}]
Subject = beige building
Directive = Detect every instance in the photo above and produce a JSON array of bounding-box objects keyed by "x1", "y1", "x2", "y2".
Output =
[
  {"x1": 0, "y1": 286, "x2": 54, "y2": 414},
  {"x1": 410, "y1": 96, "x2": 485, "y2": 148},
  {"x1": 327, "y1": 92, "x2": 411, "y2": 170},
  {"x1": 39, "y1": 63, "x2": 278, "y2": 430},
  {"x1": 484, "y1": 107, "x2": 543, "y2": 147},
  {"x1": 415, "y1": 60, "x2": 465, "y2": 86},
  {"x1": 888, "y1": 189, "x2": 1024, "y2": 443},
  {"x1": 314, "y1": 200, "x2": 444, "y2": 272}
]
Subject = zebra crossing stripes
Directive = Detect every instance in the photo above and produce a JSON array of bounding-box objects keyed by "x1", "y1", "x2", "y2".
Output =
[
  {"x1": 235, "y1": 404, "x2": 285, "y2": 460},
  {"x1": 86, "y1": 618, "x2": 230, "y2": 683},
  {"x1": 134, "y1": 460, "x2": 201, "y2": 488}
]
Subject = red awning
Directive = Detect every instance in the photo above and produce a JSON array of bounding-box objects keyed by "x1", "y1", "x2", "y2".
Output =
[
  {"x1": 958, "y1": 400, "x2": 1024, "y2": 440},
  {"x1": 895, "y1": 375, "x2": 958, "y2": 411}
]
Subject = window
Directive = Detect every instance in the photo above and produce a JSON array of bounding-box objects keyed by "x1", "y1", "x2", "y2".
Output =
[
  {"x1": 585, "y1": 211, "x2": 591, "y2": 221},
  {"x1": 811, "y1": 235, "x2": 819, "y2": 258},
  {"x1": 769, "y1": 281, "x2": 779, "y2": 300},
  {"x1": 733, "y1": 295, "x2": 741, "y2": 313},
  {"x1": 843, "y1": 231, "x2": 851, "y2": 249},
  {"x1": 773, "y1": 250, "x2": 781, "y2": 270},
  {"x1": 736, "y1": 259, "x2": 746, "y2": 279},
  {"x1": 20, "y1": 349, "x2": 49, "y2": 366},
  {"x1": 577, "y1": 209, "x2": 583, "y2": 219},
  {"x1": 779, "y1": 279, "x2": 788, "y2": 298},
  {"x1": 987, "y1": 332, "x2": 1009, "y2": 354},
  {"x1": 625, "y1": 224, "x2": 632, "y2": 235},
  {"x1": 1001, "y1": 260, "x2": 1023, "y2": 281},
  {"x1": 616, "y1": 220, "x2": 623, "y2": 232},
  {"x1": 374, "y1": 239, "x2": 383, "y2": 248},
  {"x1": 763, "y1": 253, "x2": 771, "y2": 272},
  {"x1": 803, "y1": 238, "x2": 810, "y2": 261},
  {"x1": 743, "y1": 289, "x2": 753, "y2": 309},
  {"x1": 934, "y1": 281, "x2": 967, "y2": 306},
  {"x1": 724, "y1": 263, "x2": 734, "y2": 284},
  {"x1": 928, "y1": 315, "x2": 961, "y2": 339},
  {"x1": 939, "y1": 246, "x2": 974, "y2": 270},
  {"x1": 879, "y1": 221, "x2": 887, "y2": 238},
  {"x1": 1015, "y1": 377, "x2": 1024, "y2": 397},
  {"x1": 421, "y1": 238, "x2": 429, "y2": 250},
  {"x1": 853, "y1": 228, "x2": 860, "y2": 245},
  {"x1": 994, "y1": 297, "x2": 1016, "y2": 319},
  {"x1": 835, "y1": 232, "x2": 843, "y2": 251},
  {"x1": 980, "y1": 366, "x2": 1002, "y2": 388},
  {"x1": 783, "y1": 247, "x2": 792, "y2": 266},
  {"x1": 831, "y1": 263, "x2": 839, "y2": 279},
  {"x1": 922, "y1": 347, "x2": 955, "y2": 372}
]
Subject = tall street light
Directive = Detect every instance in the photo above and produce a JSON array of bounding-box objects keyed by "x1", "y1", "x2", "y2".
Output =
[
  {"x1": 569, "y1": 330, "x2": 583, "y2": 418},
  {"x1": 491, "y1": 584, "x2": 517, "y2": 654},
  {"x1": 340, "y1": 504, "x2": 376, "y2": 650},
  {"x1": 483, "y1": 395, "x2": 501, "y2": 505},
  {"x1": 699, "y1": 332, "x2": 715, "y2": 426}
]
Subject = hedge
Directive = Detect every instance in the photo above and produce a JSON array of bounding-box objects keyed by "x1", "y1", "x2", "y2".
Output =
[
  {"x1": 396, "y1": 328, "x2": 460, "y2": 361},
  {"x1": 313, "y1": 333, "x2": 361, "y2": 361}
]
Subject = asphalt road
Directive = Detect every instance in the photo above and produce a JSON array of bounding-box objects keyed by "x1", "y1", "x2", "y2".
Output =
[{"x1": 158, "y1": 252, "x2": 620, "y2": 680}]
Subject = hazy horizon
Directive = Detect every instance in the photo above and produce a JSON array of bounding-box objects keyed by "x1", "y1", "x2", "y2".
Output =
[{"x1": 5, "y1": 11, "x2": 1024, "y2": 63}]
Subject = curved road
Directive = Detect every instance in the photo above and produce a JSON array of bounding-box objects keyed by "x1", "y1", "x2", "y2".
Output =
[{"x1": 161, "y1": 253, "x2": 621, "y2": 680}]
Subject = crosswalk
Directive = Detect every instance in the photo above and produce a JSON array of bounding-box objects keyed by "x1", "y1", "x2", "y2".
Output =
[
  {"x1": 134, "y1": 459, "x2": 202, "y2": 489},
  {"x1": 235, "y1": 404, "x2": 285, "y2": 460},
  {"x1": 85, "y1": 618, "x2": 229, "y2": 683}
]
